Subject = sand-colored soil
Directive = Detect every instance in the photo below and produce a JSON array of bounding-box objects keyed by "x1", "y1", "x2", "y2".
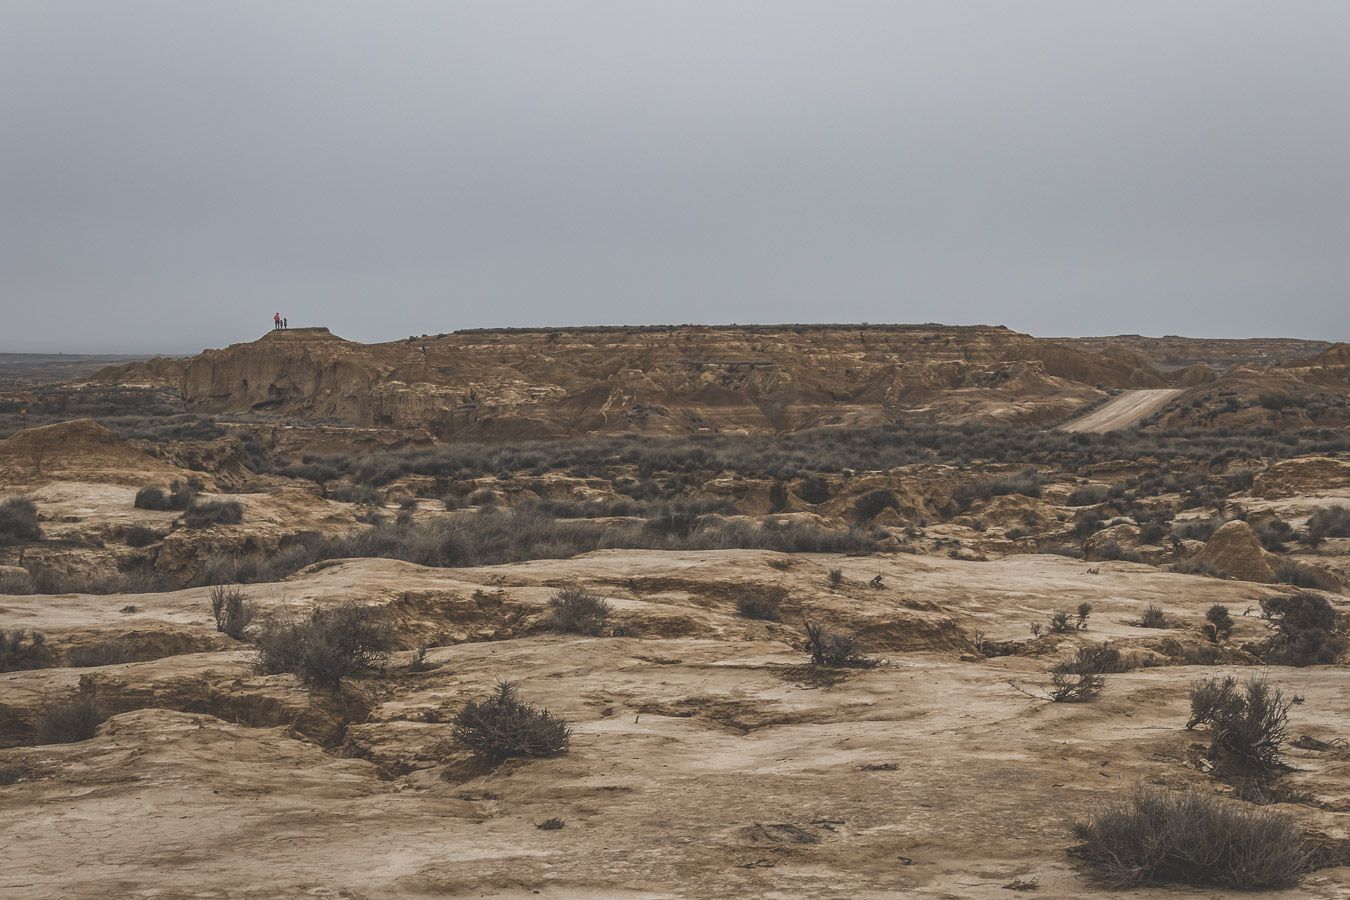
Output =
[{"x1": 3, "y1": 550, "x2": 1346, "y2": 898}]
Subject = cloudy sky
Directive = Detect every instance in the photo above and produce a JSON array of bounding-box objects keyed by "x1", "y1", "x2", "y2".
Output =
[{"x1": 2, "y1": 2, "x2": 1347, "y2": 353}]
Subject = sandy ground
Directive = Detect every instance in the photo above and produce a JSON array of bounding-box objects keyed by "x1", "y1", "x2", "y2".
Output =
[
  {"x1": 2, "y1": 549, "x2": 1347, "y2": 898},
  {"x1": 1060, "y1": 389, "x2": 1184, "y2": 433}
]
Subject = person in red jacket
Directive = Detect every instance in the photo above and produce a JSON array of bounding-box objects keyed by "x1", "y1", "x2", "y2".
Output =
[{"x1": 273, "y1": 312, "x2": 282, "y2": 330}]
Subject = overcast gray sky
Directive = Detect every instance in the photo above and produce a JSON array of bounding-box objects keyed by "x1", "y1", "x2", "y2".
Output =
[{"x1": 2, "y1": 2, "x2": 1347, "y2": 353}]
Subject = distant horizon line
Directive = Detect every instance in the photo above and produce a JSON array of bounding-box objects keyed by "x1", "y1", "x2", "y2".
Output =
[{"x1": 2, "y1": 321, "x2": 1342, "y2": 358}]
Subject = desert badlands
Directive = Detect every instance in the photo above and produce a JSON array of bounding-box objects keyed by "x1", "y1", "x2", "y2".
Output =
[{"x1": 0, "y1": 325, "x2": 1347, "y2": 898}]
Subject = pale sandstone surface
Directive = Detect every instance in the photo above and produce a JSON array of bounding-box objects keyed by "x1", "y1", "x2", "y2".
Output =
[{"x1": 2, "y1": 550, "x2": 1346, "y2": 898}]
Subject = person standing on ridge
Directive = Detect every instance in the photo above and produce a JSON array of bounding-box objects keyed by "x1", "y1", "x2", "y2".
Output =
[
  {"x1": 283, "y1": 316, "x2": 288, "y2": 330},
  {"x1": 273, "y1": 312, "x2": 281, "y2": 330}
]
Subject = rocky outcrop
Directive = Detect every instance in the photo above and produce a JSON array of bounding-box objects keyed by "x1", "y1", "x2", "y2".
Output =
[
  {"x1": 1190, "y1": 520, "x2": 1276, "y2": 583},
  {"x1": 0, "y1": 419, "x2": 202, "y2": 487},
  {"x1": 137, "y1": 325, "x2": 1181, "y2": 439}
]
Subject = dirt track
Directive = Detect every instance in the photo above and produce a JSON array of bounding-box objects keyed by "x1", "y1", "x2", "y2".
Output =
[{"x1": 1059, "y1": 389, "x2": 1182, "y2": 433}]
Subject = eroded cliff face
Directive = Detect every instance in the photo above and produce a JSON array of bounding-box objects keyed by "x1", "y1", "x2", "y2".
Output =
[
  {"x1": 92, "y1": 326, "x2": 1350, "y2": 438},
  {"x1": 164, "y1": 325, "x2": 1155, "y2": 437}
]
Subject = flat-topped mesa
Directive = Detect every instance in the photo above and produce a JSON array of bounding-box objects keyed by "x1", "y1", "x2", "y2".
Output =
[
  {"x1": 159, "y1": 324, "x2": 1151, "y2": 437},
  {"x1": 87, "y1": 324, "x2": 1350, "y2": 438},
  {"x1": 256, "y1": 326, "x2": 346, "y2": 343}
]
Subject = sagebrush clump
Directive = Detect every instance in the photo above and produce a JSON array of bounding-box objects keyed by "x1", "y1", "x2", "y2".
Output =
[
  {"x1": 1258, "y1": 592, "x2": 1345, "y2": 666},
  {"x1": 547, "y1": 585, "x2": 612, "y2": 635},
  {"x1": 804, "y1": 620, "x2": 878, "y2": 668},
  {"x1": 0, "y1": 497, "x2": 42, "y2": 546},
  {"x1": 184, "y1": 499, "x2": 244, "y2": 528},
  {"x1": 1072, "y1": 786, "x2": 1308, "y2": 889},
  {"x1": 34, "y1": 695, "x2": 106, "y2": 745},
  {"x1": 0, "y1": 629, "x2": 51, "y2": 673},
  {"x1": 254, "y1": 602, "x2": 393, "y2": 689},
  {"x1": 1187, "y1": 675, "x2": 1290, "y2": 772},
  {"x1": 735, "y1": 592, "x2": 782, "y2": 621},
  {"x1": 133, "y1": 479, "x2": 199, "y2": 512},
  {"x1": 451, "y1": 680, "x2": 571, "y2": 763}
]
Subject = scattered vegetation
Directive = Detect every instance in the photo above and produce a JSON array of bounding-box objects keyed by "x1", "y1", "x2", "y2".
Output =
[
  {"x1": 66, "y1": 639, "x2": 135, "y2": 667},
  {"x1": 0, "y1": 629, "x2": 51, "y2": 672},
  {"x1": 451, "y1": 680, "x2": 571, "y2": 764},
  {"x1": 34, "y1": 695, "x2": 106, "y2": 744},
  {"x1": 0, "y1": 496, "x2": 42, "y2": 545},
  {"x1": 827, "y1": 567, "x2": 844, "y2": 589},
  {"x1": 254, "y1": 602, "x2": 394, "y2": 689},
  {"x1": 133, "y1": 479, "x2": 200, "y2": 511},
  {"x1": 1057, "y1": 643, "x2": 1130, "y2": 675},
  {"x1": 854, "y1": 489, "x2": 899, "y2": 521},
  {"x1": 1273, "y1": 560, "x2": 1339, "y2": 592},
  {"x1": 123, "y1": 525, "x2": 163, "y2": 547},
  {"x1": 547, "y1": 585, "x2": 612, "y2": 636},
  {"x1": 954, "y1": 469, "x2": 1042, "y2": 508},
  {"x1": 1304, "y1": 505, "x2": 1350, "y2": 547},
  {"x1": 1072, "y1": 786, "x2": 1308, "y2": 889},
  {"x1": 735, "y1": 592, "x2": 782, "y2": 621},
  {"x1": 184, "y1": 499, "x2": 244, "y2": 528}
]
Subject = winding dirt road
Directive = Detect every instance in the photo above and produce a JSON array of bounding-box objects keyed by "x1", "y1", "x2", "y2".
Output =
[{"x1": 1059, "y1": 388, "x2": 1183, "y2": 433}]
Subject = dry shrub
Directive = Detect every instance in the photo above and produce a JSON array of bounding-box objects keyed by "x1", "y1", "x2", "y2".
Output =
[
  {"x1": 1273, "y1": 560, "x2": 1339, "y2": 592},
  {"x1": 736, "y1": 593, "x2": 782, "y2": 621},
  {"x1": 134, "y1": 479, "x2": 198, "y2": 511},
  {"x1": 1046, "y1": 669, "x2": 1106, "y2": 702},
  {"x1": 66, "y1": 639, "x2": 135, "y2": 667},
  {"x1": 804, "y1": 620, "x2": 878, "y2": 668},
  {"x1": 547, "y1": 585, "x2": 611, "y2": 635},
  {"x1": 1187, "y1": 675, "x2": 1291, "y2": 772},
  {"x1": 1259, "y1": 592, "x2": 1346, "y2": 666},
  {"x1": 1060, "y1": 643, "x2": 1130, "y2": 675},
  {"x1": 184, "y1": 499, "x2": 243, "y2": 528},
  {"x1": 0, "y1": 497, "x2": 42, "y2": 545},
  {"x1": 1137, "y1": 603, "x2": 1169, "y2": 628},
  {"x1": 451, "y1": 681, "x2": 571, "y2": 763},
  {"x1": 34, "y1": 695, "x2": 105, "y2": 744},
  {"x1": 1072, "y1": 786, "x2": 1308, "y2": 889},
  {"x1": 254, "y1": 602, "x2": 393, "y2": 690},
  {"x1": 827, "y1": 568, "x2": 844, "y2": 589},
  {"x1": 124, "y1": 525, "x2": 162, "y2": 547},
  {"x1": 1206, "y1": 604, "x2": 1234, "y2": 642},
  {"x1": 209, "y1": 585, "x2": 257, "y2": 640},
  {"x1": 0, "y1": 629, "x2": 52, "y2": 673},
  {"x1": 1304, "y1": 505, "x2": 1350, "y2": 547}
]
